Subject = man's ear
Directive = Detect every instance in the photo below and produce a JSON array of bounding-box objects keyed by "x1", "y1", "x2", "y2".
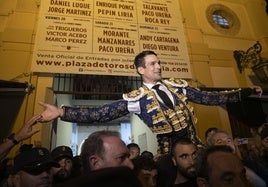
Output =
[
  {"x1": 171, "y1": 156, "x2": 177, "y2": 166},
  {"x1": 88, "y1": 155, "x2": 101, "y2": 170},
  {"x1": 196, "y1": 177, "x2": 208, "y2": 187},
  {"x1": 137, "y1": 66, "x2": 144, "y2": 75}
]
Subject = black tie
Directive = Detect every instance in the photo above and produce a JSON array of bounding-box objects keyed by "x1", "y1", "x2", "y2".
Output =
[{"x1": 152, "y1": 84, "x2": 173, "y2": 109}]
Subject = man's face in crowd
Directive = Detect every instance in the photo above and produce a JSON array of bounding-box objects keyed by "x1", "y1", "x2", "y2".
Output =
[
  {"x1": 90, "y1": 136, "x2": 134, "y2": 170},
  {"x1": 172, "y1": 143, "x2": 197, "y2": 179},
  {"x1": 211, "y1": 132, "x2": 236, "y2": 153},
  {"x1": 129, "y1": 147, "x2": 140, "y2": 159},
  {"x1": 137, "y1": 168, "x2": 158, "y2": 187},
  {"x1": 197, "y1": 151, "x2": 252, "y2": 187},
  {"x1": 138, "y1": 54, "x2": 162, "y2": 84},
  {"x1": 261, "y1": 136, "x2": 268, "y2": 148},
  {"x1": 52, "y1": 157, "x2": 73, "y2": 179},
  {"x1": 14, "y1": 169, "x2": 53, "y2": 187}
]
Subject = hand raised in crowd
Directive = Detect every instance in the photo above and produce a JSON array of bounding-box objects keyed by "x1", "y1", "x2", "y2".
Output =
[
  {"x1": 15, "y1": 114, "x2": 41, "y2": 142},
  {"x1": 38, "y1": 102, "x2": 63, "y2": 122},
  {"x1": 0, "y1": 115, "x2": 41, "y2": 157}
]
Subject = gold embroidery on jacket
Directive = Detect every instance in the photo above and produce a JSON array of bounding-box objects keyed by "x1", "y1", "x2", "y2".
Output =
[{"x1": 142, "y1": 81, "x2": 195, "y2": 134}]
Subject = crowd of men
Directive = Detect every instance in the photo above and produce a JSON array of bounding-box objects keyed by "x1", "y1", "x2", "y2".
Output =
[{"x1": 1, "y1": 125, "x2": 268, "y2": 187}]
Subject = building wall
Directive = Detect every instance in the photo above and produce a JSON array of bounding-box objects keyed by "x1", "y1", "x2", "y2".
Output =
[{"x1": 0, "y1": 0, "x2": 267, "y2": 156}]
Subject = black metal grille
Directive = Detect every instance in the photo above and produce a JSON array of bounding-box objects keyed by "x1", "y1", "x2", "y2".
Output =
[{"x1": 53, "y1": 74, "x2": 142, "y2": 100}]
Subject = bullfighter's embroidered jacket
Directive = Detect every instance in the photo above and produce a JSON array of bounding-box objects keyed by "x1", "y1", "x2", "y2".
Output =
[{"x1": 61, "y1": 78, "x2": 253, "y2": 153}]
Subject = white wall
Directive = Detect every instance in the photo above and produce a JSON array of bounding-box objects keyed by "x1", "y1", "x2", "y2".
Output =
[
  {"x1": 54, "y1": 94, "x2": 73, "y2": 147},
  {"x1": 131, "y1": 114, "x2": 158, "y2": 155}
]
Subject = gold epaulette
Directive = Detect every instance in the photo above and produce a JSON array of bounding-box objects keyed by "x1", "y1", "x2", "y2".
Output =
[
  {"x1": 123, "y1": 87, "x2": 145, "y2": 101},
  {"x1": 163, "y1": 78, "x2": 188, "y2": 87}
]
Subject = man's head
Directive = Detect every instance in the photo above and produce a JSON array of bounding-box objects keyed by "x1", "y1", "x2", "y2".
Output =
[
  {"x1": 196, "y1": 145, "x2": 252, "y2": 187},
  {"x1": 80, "y1": 130, "x2": 134, "y2": 172},
  {"x1": 206, "y1": 129, "x2": 236, "y2": 153},
  {"x1": 132, "y1": 156, "x2": 158, "y2": 187},
  {"x1": 205, "y1": 127, "x2": 218, "y2": 143},
  {"x1": 127, "y1": 143, "x2": 140, "y2": 159},
  {"x1": 51, "y1": 146, "x2": 73, "y2": 181},
  {"x1": 171, "y1": 138, "x2": 197, "y2": 180},
  {"x1": 12, "y1": 147, "x2": 59, "y2": 187},
  {"x1": 134, "y1": 50, "x2": 161, "y2": 84},
  {"x1": 141, "y1": 151, "x2": 154, "y2": 160}
]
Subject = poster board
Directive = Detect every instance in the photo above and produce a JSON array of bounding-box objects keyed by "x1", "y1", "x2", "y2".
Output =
[{"x1": 31, "y1": 0, "x2": 192, "y2": 79}]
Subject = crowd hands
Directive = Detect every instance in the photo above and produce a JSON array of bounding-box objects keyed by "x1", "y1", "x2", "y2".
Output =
[
  {"x1": 0, "y1": 115, "x2": 41, "y2": 160},
  {"x1": 1, "y1": 123, "x2": 268, "y2": 187}
]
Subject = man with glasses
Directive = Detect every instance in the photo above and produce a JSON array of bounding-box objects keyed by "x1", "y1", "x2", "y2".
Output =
[
  {"x1": 11, "y1": 147, "x2": 59, "y2": 187},
  {"x1": 206, "y1": 129, "x2": 266, "y2": 187}
]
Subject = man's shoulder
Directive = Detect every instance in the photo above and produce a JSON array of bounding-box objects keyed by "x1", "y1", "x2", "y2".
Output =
[
  {"x1": 123, "y1": 87, "x2": 146, "y2": 101},
  {"x1": 163, "y1": 78, "x2": 188, "y2": 87}
]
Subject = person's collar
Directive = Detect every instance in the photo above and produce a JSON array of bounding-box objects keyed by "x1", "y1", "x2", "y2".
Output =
[{"x1": 143, "y1": 82, "x2": 161, "y2": 89}]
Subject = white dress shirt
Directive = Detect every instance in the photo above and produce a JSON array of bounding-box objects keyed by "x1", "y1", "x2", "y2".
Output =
[{"x1": 127, "y1": 82, "x2": 174, "y2": 114}]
